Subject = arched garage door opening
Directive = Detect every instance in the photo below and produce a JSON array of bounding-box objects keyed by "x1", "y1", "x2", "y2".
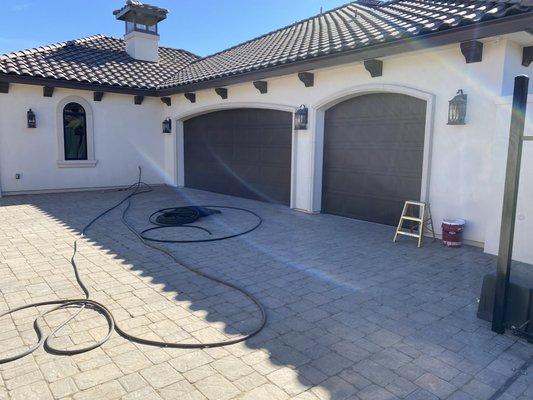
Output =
[
  {"x1": 184, "y1": 108, "x2": 293, "y2": 205},
  {"x1": 322, "y1": 93, "x2": 427, "y2": 226}
]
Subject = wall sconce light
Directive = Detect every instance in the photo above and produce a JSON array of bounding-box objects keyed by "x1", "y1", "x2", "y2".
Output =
[
  {"x1": 27, "y1": 109, "x2": 36, "y2": 128},
  {"x1": 447, "y1": 90, "x2": 467, "y2": 125},
  {"x1": 162, "y1": 118, "x2": 172, "y2": 133},
  {"x1": 294, "y1": 105, "x2": 308, "y2": 130}
]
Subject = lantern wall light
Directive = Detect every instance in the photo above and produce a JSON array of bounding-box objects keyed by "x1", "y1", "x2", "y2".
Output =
[
  {"x1": 294, "y1": 105, "x2": 308, "y2": 130},
  {"x1": 162, "y1": 118, "x2": 172, "y2": 133},
  {"x1": 447, "y1": 89, "x2": 467, "y2": 125},
  {"x1": 27, "y1": 109, "x2": 36, "y2": 128}
]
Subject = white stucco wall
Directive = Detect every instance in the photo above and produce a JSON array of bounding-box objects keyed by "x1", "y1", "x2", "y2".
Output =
[
  {"x1": 501, "y1": 39, "x2": 533, "y2": 96},
  {"x1": 484, "y1": 95, "x2": 533, "y2": 264},
  {"x1": 0, "y1": 85, "x2": 168, "y2": 193}
]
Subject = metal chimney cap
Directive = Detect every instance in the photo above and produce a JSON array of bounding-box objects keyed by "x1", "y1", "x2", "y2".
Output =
[{"x1": 113, "y1": 0, "x2": 168, "y2": 25}]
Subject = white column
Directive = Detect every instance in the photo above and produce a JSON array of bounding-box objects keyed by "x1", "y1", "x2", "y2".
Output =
[{"x1": 291, "y1": 109, "x2": 321, "y2": 212}]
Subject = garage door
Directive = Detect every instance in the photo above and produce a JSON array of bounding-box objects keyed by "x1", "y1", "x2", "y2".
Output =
[
  {"x1": 184, "y1": 109, "x2": 292, "y2": 205},
  {"x1": 322, "y1": 93, "x2": 426, "y2": 226}
]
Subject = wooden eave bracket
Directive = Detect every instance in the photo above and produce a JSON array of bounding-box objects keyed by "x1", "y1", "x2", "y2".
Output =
[
  {"x1": 253, "y1": 81, "x2": 267, "y2": 94},
  {"x1": 0, "y1": 82, "x2": 9, "y2": 93},
  {"x1": 184, "y1": 92, "x2": 196, "y2": 103},
  {"x1": 460, "y1": 41, "x2": 483, "y2": 63},
  {"x1": 43, "y1": 86, "x2": 54, "y2": 97},
  {"x1": 298, "y1": 72, "x2": 314, "y2": 87},
  {"x1": 93, "y1": 91, "x2": 104, "y2": 101},
  {"x1": 363, "y1": 59, "x2": 383, "y2": 77},
  {"x1": 134, "y1": 95, "x2": 144, "y2": 105},
  {"x1": 161, "y1": 97, "x2": 171, "y2": 106},
  {"x1": 215, "y1": 88, "x2": 228, "y2": 99},
  {"x1": 522, "y1": 46, "x2": 533, "y2": 67}
]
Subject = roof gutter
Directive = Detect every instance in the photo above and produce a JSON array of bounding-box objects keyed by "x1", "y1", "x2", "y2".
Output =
[{"x1": 158, "y1": 12, "x2": 533, "y2": 95}]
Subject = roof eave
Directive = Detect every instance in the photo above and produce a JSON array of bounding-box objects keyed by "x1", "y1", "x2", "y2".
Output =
[
  {"x1": 1, "y1": 12, "x2": 531, "y2": 98},
  {"x1": 159, "y1": 12, "x2": 533, "y2": 96},
  {"x1": 0, "y1": 74, "x2": 160, "y2": 96}
]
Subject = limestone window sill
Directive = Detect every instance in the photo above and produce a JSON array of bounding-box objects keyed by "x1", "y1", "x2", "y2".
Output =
[{"x1": 57, "y1": 160, "x2": 98, "y2": 168}]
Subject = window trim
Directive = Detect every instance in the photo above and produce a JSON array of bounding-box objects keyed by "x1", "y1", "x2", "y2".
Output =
[
  {"x1": 56, "y1": 96, "x2": 97, "y2": 168},
  {"x1": 63, "y1": 102, "x2": 88, "y2": 161}
]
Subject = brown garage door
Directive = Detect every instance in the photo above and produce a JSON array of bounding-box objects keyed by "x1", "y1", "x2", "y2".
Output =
[
  {"x1": 184, "y1": 109, "x2": 292, "y2": 205},
  {"x1": 322, "y1": 93, "x2": 426, "y2": 226}
]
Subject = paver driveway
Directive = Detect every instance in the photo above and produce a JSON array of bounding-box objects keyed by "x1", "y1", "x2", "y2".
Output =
[{"x1": 1, "y1": 186, "x2": 532, "y2": 400}]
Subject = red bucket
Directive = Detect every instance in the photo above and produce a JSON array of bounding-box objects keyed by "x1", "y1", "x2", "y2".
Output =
[{"x1": 442, "y1": 218, "x2": 466, "y2": 247}]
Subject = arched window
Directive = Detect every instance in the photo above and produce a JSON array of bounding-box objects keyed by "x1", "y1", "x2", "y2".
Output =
[{"x1": 63, "y1": 102, "x2": 87, "y2": 160}]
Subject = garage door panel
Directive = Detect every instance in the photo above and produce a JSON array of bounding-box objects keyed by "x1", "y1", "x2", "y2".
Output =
[
  {"x1": 209, "y1": 145, "x2": 234, "y2": 162},
  {"x1": 327, "y1": 171, "x2": 401, "y2": 199},
  {"x1": 184, "y1": 109, "x2": 292, "y2": 205},
  {"x1": 398, "y1": 176, "x2": 423, "y2": 198},
  {"x1": 262, "y1": 185, "x2": 291, "y2": 204},
  {"x1": 263, "y1": 129, "x2": 292, "y2": 146},
  {"x1": 261, "y1": 146, "x2": 291, "y2": 164},
  {"x1": 326, "y1": 121, "x2": 424, "y2": 145},
  {"x1": 261, "y1": 165, "x2": 291, "y2": 187},
  {"x1": 239, "y1": 130, "x2": 263, "y2": 145},
  {"x1": 234, "y1": 146, "x2": 262, "y2": 162},
  {"x1": 393, "y1": 149, "x2": 424, "y2": 171},
  {"x1": 232, "y1": 163, "x2": 261, "y2": 181},
  {"x1": 323, "y1": 93, "x2": 426, "y2": 226},
  {"x1": 327, "y1": 193, "x2": 405, "y2": 225},
  {"x1": 208, "y1": 129, "x2": 234, "y2": 145}
]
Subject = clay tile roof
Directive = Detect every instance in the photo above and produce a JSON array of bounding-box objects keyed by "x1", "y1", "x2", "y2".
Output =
[
  {"x1": 0, "y1": 0, "x2": 531, "y2": 92},
  {"x1": 161, "y1": 0, "x2": 533, "y2": 88},
  {"x1": 0, "y1": 34, "x2": 199, "y2": 90}
]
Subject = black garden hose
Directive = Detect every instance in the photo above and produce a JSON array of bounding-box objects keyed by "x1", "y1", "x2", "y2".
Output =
[
  {"x1": 0, "y1": 168, "x2": 266, "y2": 364},
  {"x1": 141, "y1": 206, "x2": 262, "y2": 243}
]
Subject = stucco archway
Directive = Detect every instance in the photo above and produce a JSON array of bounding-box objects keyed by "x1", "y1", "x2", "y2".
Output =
[
  {"x1": 172, "y1": 102, "x2": 299, "y2": 208},
  {"x1": 309, "y1": 84, "x2": 435, "y2": 213}
]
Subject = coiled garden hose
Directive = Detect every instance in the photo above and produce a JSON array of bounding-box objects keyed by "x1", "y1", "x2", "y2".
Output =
[{"x1": 0, "y1": 168, "x2": 266, "y2": 364}]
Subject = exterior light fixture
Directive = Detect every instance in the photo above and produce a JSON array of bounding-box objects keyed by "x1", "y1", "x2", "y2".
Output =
[
  {"x1": 27, "y1": 109, "x2": 36, "y2": 128},
  {"x1": 162, "y1": 118, "x2": 172, "y2": 133},
  {"x1": 447, "y1": 90, "x2": 467, "y2": 125},
  {"x1": 294, "y1": 105, "x2": 308, "y2": 130}
]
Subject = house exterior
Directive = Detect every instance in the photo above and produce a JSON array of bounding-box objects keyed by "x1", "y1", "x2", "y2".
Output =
[{"x1": 0, "y1": 0, "x2": 532, "y2": 262}]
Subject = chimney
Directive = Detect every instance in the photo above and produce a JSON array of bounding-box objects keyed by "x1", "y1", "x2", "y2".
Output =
[{"x1": 113, "y1": 0, "x2": 168, "y2": 63}]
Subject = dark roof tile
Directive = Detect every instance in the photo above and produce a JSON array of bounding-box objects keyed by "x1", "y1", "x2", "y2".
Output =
[
  {"x1": 0, "y1": 1, "x2": 531, "y2": 91},
  {"x1": 0, "y1": 34, "x2": 199, "y2": 90},
  {"x1": 162, "y1": 0, "x2": 532, "y2": 88}
]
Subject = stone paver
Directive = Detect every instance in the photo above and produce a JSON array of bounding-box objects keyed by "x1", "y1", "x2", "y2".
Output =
[
  {"x1": 139, "y1": 362, "x2": 182, "y2": 389},
  {"x1": 1, "y1": 186, "x2": 533, "y2": 400},
  {"x1": 194, "y1": 374, "x2": 239, "y2": 400}
]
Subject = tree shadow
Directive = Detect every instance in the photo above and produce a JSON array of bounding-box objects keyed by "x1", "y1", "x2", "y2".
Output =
[{"x1": 1, "y1": 186, "x2": 532, "y2": 399}]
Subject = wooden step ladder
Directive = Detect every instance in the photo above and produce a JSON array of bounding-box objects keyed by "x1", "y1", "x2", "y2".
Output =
[{"x1": 393, "y1": 201, "x2": 436, "y2": 248}]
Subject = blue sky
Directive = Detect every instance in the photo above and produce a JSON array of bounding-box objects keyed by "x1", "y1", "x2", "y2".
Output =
[{"x1": 1, "y1": 0, "x2": 349, "y2": 56}]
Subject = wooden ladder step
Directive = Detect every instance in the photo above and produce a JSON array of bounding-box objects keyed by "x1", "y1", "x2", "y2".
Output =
[
  {"x1": 405, "y1": 201, "x2": 425, "y2": 206},
  {"x1": 401, "y1": 216, "x2": 423, "y2": 222},
  {"x1": 396, "y1": 231, "x2": 421, "y2": 238}
]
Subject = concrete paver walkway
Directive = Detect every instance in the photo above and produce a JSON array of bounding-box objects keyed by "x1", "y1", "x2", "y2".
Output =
[{"x1": 1, "y1": 186, "x2": 532, "y2": 400}]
